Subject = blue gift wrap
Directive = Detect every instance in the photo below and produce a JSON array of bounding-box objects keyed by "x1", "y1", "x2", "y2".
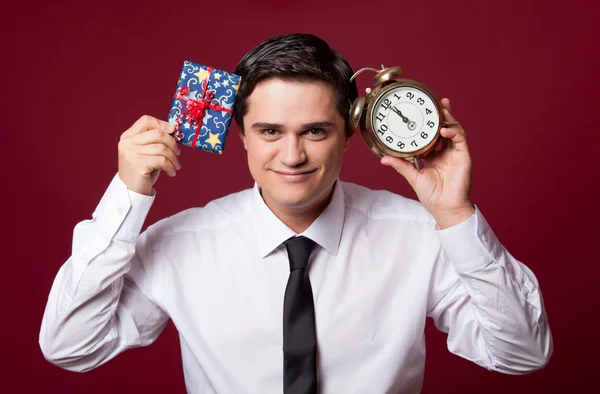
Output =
[{"x1": 168, "y1": 60, "x2": 241, "y2": 154}]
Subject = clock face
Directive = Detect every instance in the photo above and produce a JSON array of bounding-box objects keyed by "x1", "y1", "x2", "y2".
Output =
[{"x1": 371, "y1": 86, "x2": 440, "y2": 153}]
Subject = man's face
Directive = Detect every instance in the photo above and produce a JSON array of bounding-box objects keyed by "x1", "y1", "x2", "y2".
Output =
[{"x1": 239, "y1": 78, "x2": 351, "y2": 215}]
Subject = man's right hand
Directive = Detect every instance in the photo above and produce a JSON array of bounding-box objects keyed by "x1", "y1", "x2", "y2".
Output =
[{"x1": 118, "y1": 115, "x2": 182, "y2": 196}]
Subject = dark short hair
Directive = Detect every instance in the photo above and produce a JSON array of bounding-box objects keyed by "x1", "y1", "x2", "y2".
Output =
[{"x1": 233, "y1": 33, "x2": 358, "y2": 134}]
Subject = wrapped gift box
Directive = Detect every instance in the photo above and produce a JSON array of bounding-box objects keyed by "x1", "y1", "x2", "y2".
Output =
[{"x1": 168, "y1": 60, "x2": 241, "y2": 154}]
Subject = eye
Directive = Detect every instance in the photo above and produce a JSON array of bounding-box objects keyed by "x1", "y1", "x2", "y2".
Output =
[
  {"x1": 304, "y1": 128, "x2": 327, "y2": 139},
  {"x1": 260, "y1": 129, "x2": 281, "y2": 138}
]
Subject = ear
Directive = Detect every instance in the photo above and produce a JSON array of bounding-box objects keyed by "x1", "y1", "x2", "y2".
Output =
[
  {"x1": 238, "y1": 130, "x2": 247, "y2": 150},
  {"x1": 344, "y1": 128, "x2": 355, "y2": 151}
]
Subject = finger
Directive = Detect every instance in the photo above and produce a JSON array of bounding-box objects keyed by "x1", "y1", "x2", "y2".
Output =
[
  {"x1": 433, "y1": 136, "x2": 450, "y2": 152},
  {"x1": 135, "y1": 143, "x2": 181, "y2": 171},
  {"x1": 140, "y1": 153, "x2": 180, "y2": 177},
  {"x1": 440, "y1": 99, "x2": 460, "y2": 130},
  {"x1": 439, "y1": 108, "x2": 469, "y2": 154},
  {"x1": 422, "y1": 135, "x2": 454, "y2": 167},
  {"x1": 122, "y1": 115, "x2": 175, "y2": 138},
  {"x1": 442, "y1": 105, "x2": 458, "y2": 124},
  {"x1": 130, "y1": 128, "x2": 181, "y2": 156},
  {"x1": 442, "y1": 136, "x2": 452, "y2": 150},
  {"x1": 440, "y1": 111, "x2": 465, "y2": 142},
  {"x1": 440, "y1": 125, "x2": 467, "y2": 153},
  {"x1": 380, "y1": 156, "x2": 419, "y2": 187},
  {"x1": 422, "y1": 146, "x2": 441, "y2": 165},
  {"x1": 441, "y1": 97, "x2": 452, "y2": 115}
]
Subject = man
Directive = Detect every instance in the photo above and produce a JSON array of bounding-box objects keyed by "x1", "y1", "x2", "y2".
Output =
[{"x1": 39, "y1": 33, "x2": 552, "y2": 393}]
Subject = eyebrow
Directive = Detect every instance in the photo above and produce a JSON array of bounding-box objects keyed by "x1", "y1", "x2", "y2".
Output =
[{"x1": 250, "y1": 121, "x2": 336, "y2": 130}]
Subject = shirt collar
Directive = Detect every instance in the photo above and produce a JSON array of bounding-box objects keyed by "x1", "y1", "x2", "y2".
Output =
[{"x1": 250, "y1": 180, "x2": 346, "y2": 258}]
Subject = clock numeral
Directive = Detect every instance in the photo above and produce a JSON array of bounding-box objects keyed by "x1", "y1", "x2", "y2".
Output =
[
  {"x1": 411, "y1": 140, "x2": 418, "y2": 147},
  {"x1": 417, "y1": 98, "x2": 425, "y2": 105},
  {"x1": 376, "y1": 112, "x2": 385, "y2": 122},
  {"x1": 427, "y1": 120, "x2": 435, "y2": 128},
  {"x1": 397, "y1": 141, "x2": 405, "y2": 149},
  {"x1": 381, "y1": 98, "x2": 391, "y2": 110},
  {"x1": 394, "y1": 93, "x2": 401, "y2": 100},
  {"x1": 377, "y1": 124, "x2": 388, "y2": 135},
  {"x1": 406, "y1": 92, "x2": 414, "y2": 100},
  {"x1": 420, "y1": 132, "x2": 428, "y2": 139},
  {"x1": 386, "y1": 136, "x2": 393, "y2": 144},
  {"x1": 426, "y1": 108, "x2": 432, "y2": 115}
]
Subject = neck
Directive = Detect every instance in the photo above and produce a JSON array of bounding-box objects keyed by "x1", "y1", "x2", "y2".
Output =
[{"x1": 262, "y1": 183, "x2": 335, "y2": 234}]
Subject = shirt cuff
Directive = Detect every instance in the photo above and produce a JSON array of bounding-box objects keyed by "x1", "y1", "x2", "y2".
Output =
[
  {"x1": 435, "y1": 206, "x2": 501, "y2": 271},
  {"x1": 93, "y1": 173, "x2": 155, "y2": 243}
]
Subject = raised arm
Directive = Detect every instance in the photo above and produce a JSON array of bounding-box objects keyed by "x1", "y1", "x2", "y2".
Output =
[
  {"x1": 39, "y1": 115, "x2": 181, "y2": 371},
  {"x1": 382, "y1": 98, "x2": 552, "y2": 372}
]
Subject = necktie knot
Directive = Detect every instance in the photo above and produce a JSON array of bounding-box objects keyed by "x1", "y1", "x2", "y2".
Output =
[{"x1": 284, "y1": 236, "x2": 316, "y2": 271}]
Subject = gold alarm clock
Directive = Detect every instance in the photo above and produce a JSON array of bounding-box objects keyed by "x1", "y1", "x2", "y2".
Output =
[{"x1": 349, "y1": 65, "x2": 458, "y2": 171}]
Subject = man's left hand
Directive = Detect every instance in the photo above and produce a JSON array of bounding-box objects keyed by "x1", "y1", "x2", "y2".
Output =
[{"x1": 381, "y1": 98, "x2": 475, "y2": 229}]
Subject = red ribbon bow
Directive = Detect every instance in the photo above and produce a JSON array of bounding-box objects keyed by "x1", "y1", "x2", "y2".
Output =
[{"x1": 173, "y1": 67, "x2": 233, "y2": 149}]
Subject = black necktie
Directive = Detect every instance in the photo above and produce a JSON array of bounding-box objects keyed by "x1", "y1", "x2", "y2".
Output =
[{"x1": 282, "y1": 236, "x2": 318, "y2": 394}]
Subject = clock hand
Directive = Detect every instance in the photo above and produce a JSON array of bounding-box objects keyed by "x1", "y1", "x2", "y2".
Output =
[
  {"x1": 392, "y1": 106, "x2": 417, "y2": 130},
  {"x1": 391, "y1": 106, "x2": 409, "y2": 123}
]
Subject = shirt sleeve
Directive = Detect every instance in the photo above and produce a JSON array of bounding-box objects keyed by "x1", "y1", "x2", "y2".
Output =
[
  {"x1": 426, "y1": 206, "x2": 553, "y2": 374},
  {"x1": 38, "y1": 173, "x2": 170, "y2": 372}
]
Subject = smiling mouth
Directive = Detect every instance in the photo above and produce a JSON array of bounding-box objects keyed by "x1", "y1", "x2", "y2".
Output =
[
  {"x1": 273, "y1": 169, "x2": 316, "y2": 181},
  {"x1": 275, "y1": 170, "x2": 315, "y2": 175}
]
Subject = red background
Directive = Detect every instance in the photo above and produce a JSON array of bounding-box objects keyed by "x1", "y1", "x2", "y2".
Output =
[{"x1": 3, "y1": 0, "x2": 599, "y2": 392}]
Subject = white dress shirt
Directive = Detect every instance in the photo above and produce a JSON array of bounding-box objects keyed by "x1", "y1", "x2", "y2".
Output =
[{"x1": 39, "y1": 173, "x2": 552, "y2": 393}]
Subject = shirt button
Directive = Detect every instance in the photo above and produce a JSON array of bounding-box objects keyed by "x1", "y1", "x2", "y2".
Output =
[
  {"x1": 481, "y1": 234, "x2": 488, "y2": 242},
  {"x1": 117, "y1": 207, "x2": 124, "y2": 215},
  {"x1": 82, "y1": 254, "x2": 89, "y2": 262}
]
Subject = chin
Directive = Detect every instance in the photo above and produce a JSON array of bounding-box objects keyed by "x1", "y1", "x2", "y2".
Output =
[
  {"x1": 269, "y1": 189, "x2": 315, "y2": 208},
  {"x1": 256, "y1": 171, "x2": 335, "y2": 210}
]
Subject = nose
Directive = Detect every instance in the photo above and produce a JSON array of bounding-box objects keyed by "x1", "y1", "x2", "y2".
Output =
[{"x1": 279, "y1": 134, "x2": 307, "y2": 167}]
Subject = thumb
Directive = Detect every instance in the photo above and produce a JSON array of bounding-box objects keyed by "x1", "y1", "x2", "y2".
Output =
[{"x1": 381, "y1": 156, "x2": 418, "y2": 187}]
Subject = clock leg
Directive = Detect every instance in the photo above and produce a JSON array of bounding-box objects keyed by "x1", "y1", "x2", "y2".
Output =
[
  {"x1": 413, "y1": 157, "x2": 421, "y2": 172},
  {"x1": 441, "y1": 121, "x2": 460, "y2": 127}
]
